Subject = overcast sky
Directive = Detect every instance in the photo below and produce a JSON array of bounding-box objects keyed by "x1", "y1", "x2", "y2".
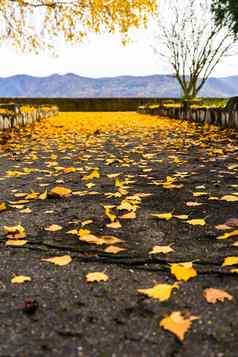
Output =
[{"x1": 0, "y1": 24, "x2": 237, "y2": 79}]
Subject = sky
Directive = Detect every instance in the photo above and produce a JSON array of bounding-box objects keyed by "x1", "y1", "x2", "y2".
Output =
[{"x1": 0, "y1": 23, "x2": 238, "y2": 79}]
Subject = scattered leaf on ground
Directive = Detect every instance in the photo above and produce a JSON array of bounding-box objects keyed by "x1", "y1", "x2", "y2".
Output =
[
  {"x1": 86, "y1": 272, "x2": 109, "y2": 283},
  {"x1": 137, "y1": 283, "x2": 179, "y2": 301},
  {"x1": 170, "y1": 262, "x2": 198, "y2": 281},
  {"x1": 42, "y1": 255, "x2": 72, "y2": 266},
  {"x1": 160, "y1": 311, "x2": 199, "y2": 341},
  {"x1": 203, "y1": 288, "x2": 233, "y2": 304}
]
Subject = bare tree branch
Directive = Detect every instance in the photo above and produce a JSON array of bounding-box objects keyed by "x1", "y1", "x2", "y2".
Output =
[{"x1": 154, "y1": 0, "x2": 236, "y2": 99}]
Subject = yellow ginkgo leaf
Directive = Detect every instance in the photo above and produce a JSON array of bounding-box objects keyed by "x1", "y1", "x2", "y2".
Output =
[
  {"x1": 101, "y1": 235, "x2": 124, "y2": 245},
  {"x1": 106, "y1": 221, "x2": 122, "y2": 229},
  {"x1": 6, "y1": 239, "x2": 28, "y2": 246},
  {"x1": 117, "y1": 201, "x2": 136, "y2": 212},
  {"x1": 151, "y1": 213, "x2": 173, "y2": 221},
  {"x1": 186, "y1": 202, "x2": 203, "y2": 207},
  {"x1": 174, "y1": 215, "x2": 189, "y2": 220},
  {"x1": 160, "y1": 311, "x2": 199, "y2": 341},
  {"x1": 64, "y1": 167, "x2": 77, "y2": 174},
  {"x1": 11, "y1": 275, "x2": 32, "y2": 284},
  {"x1": 79, "y1": 228, "x2": 91, "y2": 236},
  {"x1": 79, "y1": 234, "x2": 105, "y2": 245},
  {"x1": 20, "y1": 208, "x2": 32, "y2": 214},
  {"x1": 170, "y1": 262, "x2": 197, "y2": 281},
  {"x1": 4, "y1": 225, "x2": 26, "y2": 239},
  {"x1": 103, "y1": 205, "x2": 117, "y2": 223},
  {"x1": 0, "y1": 202, "x2": 7, "y2": 212},
  {"x1": 186, "y1": 219, "x2": 206, "y2": 226},
  {"x1": 221, "y1": 195, "x2": 238, "y2": 202},
  {"x1": 82, "y1": 168, "x2": 100, "y2": 181},
  {"x1": 86, "y1": 272, "x2": 109, "y2": 283},
  {"x1": 137, "y1": 283, "x2": 179, "y2": 301},
  {"x1": 217, "y1": 230, "x2": 238, "y2": 240},
  {"x1": 81, "y1": 220, "x2": 93, "y2": 227},
  {"x1": 39, "y1": 190, "x2": 48, "y2": 200},
  {"x1": 42, "y1": 255, "x2": 72, "y2": 266},
  {"x1": 193, "y1": 192, "x2": 208, "y2": 197},
  {"x1": 203, "y1": 288, "x2": 233, "y2": 304},
  {"x1": 121, "y1": 211, "x2": 136, "y2": 219},
  {"x1": 149, "y1": 245, "x2": 175, "y2": 255},
  {"x1": 45, "y1": 224, "x2": 62, "y2": 232},
  {"x1": 104, "y1": 246, "x2": 127, "y2": 254},
  {"x1": 222, "y1": 256, "x2": 238, "y2": 267},
  {"x1": 49, "y1": 186, "x2": 72, "y2": 198}
]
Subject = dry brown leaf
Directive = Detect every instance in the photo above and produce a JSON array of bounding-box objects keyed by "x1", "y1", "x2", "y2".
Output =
[{"x1": 203, "y1": 288, "x2": 233, "y2": 304}]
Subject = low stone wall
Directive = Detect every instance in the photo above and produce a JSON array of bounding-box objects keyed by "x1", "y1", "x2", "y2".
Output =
[
  {"x1": 0, "y1": 97, "x2": 226, "y2": 112},
  {"x1": 0, "y1": 105, "x2": 58, "y2": 131},
  {"x1": 138, "y1": 106, "x2": 238, "y2": 130}
]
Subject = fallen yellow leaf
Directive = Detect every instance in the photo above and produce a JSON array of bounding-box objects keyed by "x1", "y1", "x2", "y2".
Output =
[
  {"x1": 221, "y1": 195, "x2": 238, "y2": 202},
  {"x1": 151, "y1": 213, "x2": 173, "y2": 221},
  {"x1": 186, "y1": 219, "x2": 206, "y2": 226},
  {"x1": 49, "y1": 186, "x2": 72, "y2": 198},
  {"x1": 6, "y1": 239, "x2": 28, "y2": 246},
  {"x1": 82, "y1": 168, "x2": 100, "y2": 181},
  {"x1": 106, "y1": 221, "x2": 122, "y2": 229},
  {"x1": 217, "y1": 229, "x2": 238, "y2": 240},
  {"x1": 0, "y1": 202, "x2": 7, "y2": 212},
  {"x1": 45, "y1": 224, "x2": 63, "y2": 232},
  {"x1": 4, "y1": 225, "x2": 26, "y2": 239},
  {"x1": 222, "y1": 256, "x2": 238, "y2": 267},
  {"x1": 170, "y1": 262, "x2": 197, "y2": 282},
  {"x1": 42, "y1": 255, "x2": 72, "y2": 266},
  {"x1": 121, "y1": 211, "x2": 136, "y2": 219},
  {"x1": 11, "y1": 275, "x2": 32, "y2": 284},
  {"x1": 104, "y1": 246, "x2": 127, "y2": 254},
  {"x1": 86, "y1": 272, "x2": 109, "y2": 283},
  {"x1": 203, "y1": 288, "x2": 233, "y2": 304},
  {"x1": 138, "y1": 283, "x2": 179, "y2": 301},
  {"x1": 160, "y1": 311, "x2": 199, "y2": 341},
  {"x1": 149, "y1": 245, "x2": 175, "y2": 255}
]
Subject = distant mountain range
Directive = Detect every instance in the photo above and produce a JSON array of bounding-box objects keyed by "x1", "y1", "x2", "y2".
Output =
[{"x1": 0, "y1": 73, "x2": 237, "y2": 97}]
